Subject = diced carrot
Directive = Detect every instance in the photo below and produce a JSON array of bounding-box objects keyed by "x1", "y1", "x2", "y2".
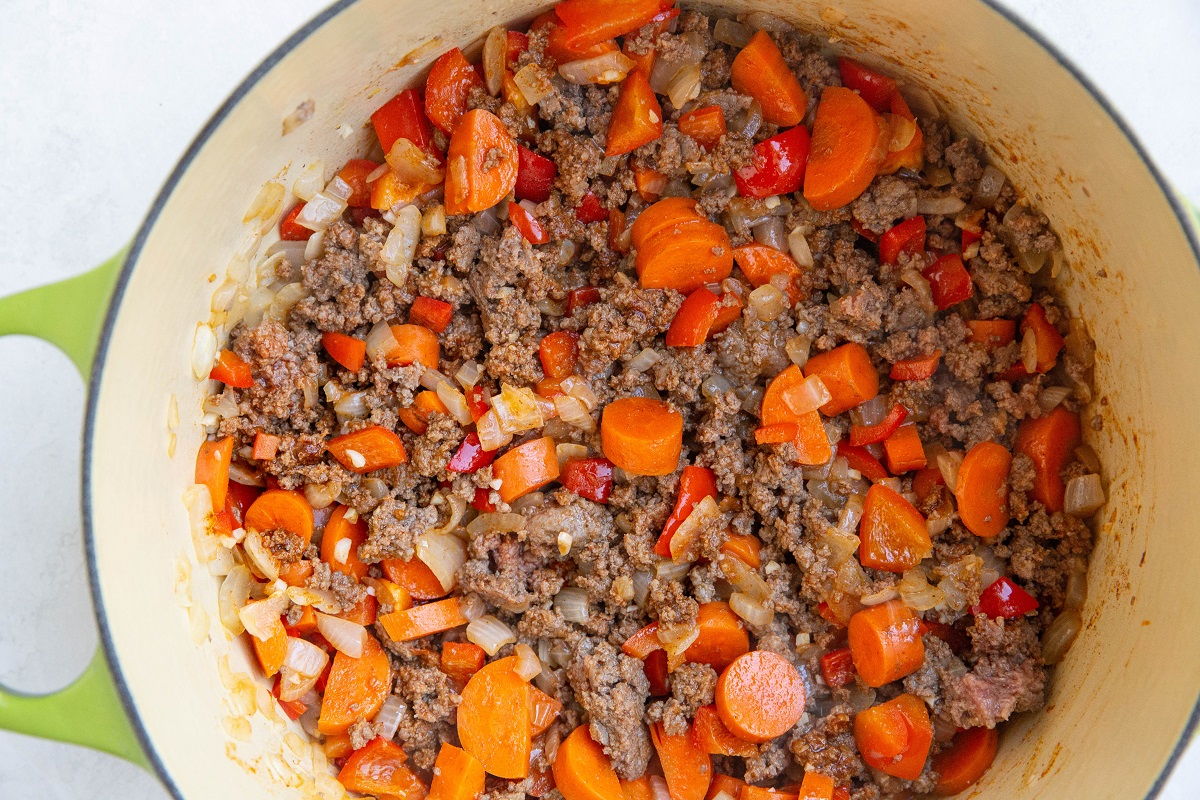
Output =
[
  {"x1": 318, "y1": 635, "x2": 392, "y2": 735},
  {"x1": 245, "y1": 489, "x2": 314, "y2": 539},
  {"x1": 760, "y1": 365, "x2": 808, "y2": 426},
  {"x1": 858, "y1": 484, "x2": 931, "y2": 572},
  {"x1": 554, "y1": 0, "x2": 675, "y2": 49},
  {"x1": 323, "y1": 733, "x2": 354, "y2": 760},
  {"x1": 721, "y1": 534, "x2": 762, "y2": 568},
  {"x1": 802, "y1": 343, "x2": 880, "y2": 416},
  {"x1": 195, "y1": 436, "x2": 234, "y2": 511},
  {"x1": 655, "y1": 465, "x2": 718, "y2": 556},
  {"x1": 327, "y1": 425, "x2": 407, "y2": 474},
  {"x1": 601, "y1": 397, "x2": 683, "y2": 476},
  {"x1": 803, "y1": 86, "x2": 887, "y2": 211},
  {"x1": 999, "y1": 303, "x2": 1065, "y2": 379},
  {"x1": 630, "y1": 197, "x2": 702, "y2": 244},
  {"x1": 339, "y1": 590, "x2": 378, "y2": 627},
  {"x1": 620, "y1": 776, "x2": 654, "y2": 800},
  {"x1": 955, "y1": 441, "x2": 1013, "y2": 537},
  {"x1": 878, "y1": 92, "x2": 924, "y2": 175},
  {"x1": 370, "y1": 168, "x2": 432, "y2": 212},
  {"x1": 796, "y1": 771, "x2": 835, "y2": 800},
  {"x1": 400, "y1": 390, "x2": 451, "y2": 435},
  {"x1": 409, "y1": 296, "x2": 454, "y2": 333},
  {"x1": 715, "y1": 651, "x2": 806, "y2": 743},
  {"x1": 847, "y1": 599, "x2": 925, "y2": 687},
  {"x1": 836, "y1": 58, "x2": 897, "y2": 112},
  {"x1": 379, "y1": 597, "x2": 468, "y2": 643},
  {"x1": 932, "y1": 727, "x2": 999, "y2": 795},
  {"x1": 445, "y1": 109, "x2": 519, "y2": 215},
  {"x1": 1014, "y1": 406, "x2": 1081, "y2": 513},
  {"x1": 383, "y1": 556, "x2": 451, "y2": 600},
  {"x1": 338, "y1": 159, "x2": 382, "y2": 208},
  {"x1": 686, "y1": 602, "x2": 751, "y2": 671},
  {"x1": 694, "y1": 705, "x2": 757, "y2": 758},
  {"x1": 387, "y1": 323, "x2": 441, "y2": 369},
  {"x1": 605, "y1": 69, "x2": 663, "y2": 157},
  {"x1": 279, "y1": 562, "x2": 316, "y2": 592},
  {"x1": 633, "y1": 165, "x2": 668, "y2": 203},
  {"x1": 250, "y1": 625, "x2": 287, "y2": 677},
  {"x1": 732, "y1": 243, "x2": 803, "y2": 305},
  {"x1": 209, "y1": 349, "x2": 253, "y2": 388},
  {"x1": 707, "y1": 775, "x2": 747, "y2": 800},
  {"x1": 459, "y1": 656, "x2": 532, "y2": 779},
  {"x1": 540, "y1": 330, "x2": 580, "y2": 379},
  {"x1": 428, "y1": 743, "x2": 485, "y2": 800},
  {"x1": 425, "y1": 48, "x2": 485, "y2": 133},
  {"x1": 883, "y1": 424, "x2": 927, "y2": 474},
  {"x1": 852, "y1": 694, "x2": 932, "y2": 781},
  {"x1": 966, "y1": 319, "x2": 1017, "y2": 351},
  {"x1": 493, "y1": 436, "x2": 562, "y2": 503},
  {"x1": 730, "y1": 31, "x2": 808, "y2": 126},
  {"x1": 530, "y1": 685, "x2": 564, "y2": 736},
  {"x1": 651, "y1": 722, "x2": 713, "y2": 800},
  {"x1": 667, "y1": 288, "x2": 722, "y2": 347},
  {"x1": 322, "y1": 331, "x2": 367, "y2": 372},
  {"x1": 912, "y1": 466, "x2": 946, "y2": 502},
  {"x1": 889, "y1": 350, "x2": 942, "y2": 381},
  {"x1": 741, "y1": 787, "x2": 795, "y2": 800},
  {"x1": 553, "y1": 724, "x2": 623, "y2": 800},
  {"x1": 321, "y1": 504, "x2": 368, "y2": 579},
  {"x1": 678, "y1": 105, "x2": 727, "y2": 151},
  {"x1": 441, "y1": 641, "x2": 486, "y2": 680},
  {"x1": 339, "y1": 736, "x2": 427, "y2": 798}
]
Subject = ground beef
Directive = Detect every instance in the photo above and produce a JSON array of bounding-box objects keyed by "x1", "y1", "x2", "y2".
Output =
[
  {"x1": 261, "y1": 529, "x2": 305, "y2": 563},
  {"x1": 361, "y1": 496, "x2": 440, "y2": 562},
  {"x1": 789, "y1": 705, "x2": 865, "y2": 785},
  {"x1": 567, "y1": 639, "x2": 653, "y2": 780}
]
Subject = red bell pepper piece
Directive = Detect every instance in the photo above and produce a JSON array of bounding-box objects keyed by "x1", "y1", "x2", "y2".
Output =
[
  {"x1": 466, "y1": 385, "x2": 489, "y2": 421},
  {"x1": 337, "y1": 159, "x2": 382, "y2": 209},
  {"x1": 509, "y1": 201, "x2": 550, "y2": 244},
  {"x1": 922, "y1": 254, "x2": 974, "y2": 310},
  {"x1": 567, "y1": 287, "x2": 601, "y2": 314},
  {"x1": 734, "y1": 126, "x2": 811, "y2": 198},
  {"x1": 553, "y1": 0, "x2": 675, "y2": 50},
  {"x1": 889, "y1": 350, "x2": 942, "y2": 381},
  {"x1": 424, "y1": 48, "x2": 485, "y2": 134},
  {"x1": 665, "y1": 288, "x2": 721, "y2": 347},
  {"x1": 371, "y1": 88, "x2": 439, "y2": 157},
  {"x1": 471, "y1": 486, "x2": 496, "y2": 512},
  {"x1": 879, "y1": 216, "x2": 926, "y2": 265},
  {"x1": 709, "y1": 292, "x2": 743, "y2": 335},
  {"x1": 447, "y1": 432, "x2": 497, "y2": 474},
  {"x1": 560, "y1": 457, "x2": 615, "y2": 504},
  {"x1": 836, "y1": 442, "x2": 889, "y2": 482},
  {"x1": 506, "y1": 31, "x2": 530, "y2": 69},
  {"x1": 252, "y1": 432, "x2": 281, "y2": 461},
  {"x1": 820, "y1": 647, "x2": 856, "y2": 688},
  {"x1": 972, "y1": 577, "x2": 1039, "y2": 619},
  {"x1": 836, "y1": 58, "x2": 898, "y2": 113},
  {"x1": 962, "y1": 228, "x2": 983, "y2": 250},
  {"x1": 515, "y1": 146, "x2": 558, "y2": 203},
  {"x1": 848, "y1": 404, "x2": 908, "y2": 447},
  {"x1": 851, "y1": 219, "x2": 879, "y2": 243},
  {"x1": 653, "y1": 466, "x2": 718, "y2": 557},
  {"x1": 279, "y1": 204, "x2": 314, "y2": 241},
  {"x1": 574, "y1": 191, "x2": 608, "y2": 223},
  {"x1": 408, "y1": 295, "x2": 454, "y2": 334},
  {"x1": 643, "y1": 648, "x2": 670, "y2": 696},
  {"x1": 271, "y1": 675, "x2": 308, "y2": 720},
  {"x1": 209, "y1": 349, "x2": 253, "y2": 388}
]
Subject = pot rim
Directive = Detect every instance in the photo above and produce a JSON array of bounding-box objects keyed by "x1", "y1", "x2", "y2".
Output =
[{"x1": 80, "y1": 1, "x2": 1200, "y2": 798}]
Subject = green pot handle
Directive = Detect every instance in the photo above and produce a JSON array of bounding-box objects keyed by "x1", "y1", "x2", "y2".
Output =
[{"x1": 0, "y1": 249, "x2": 149, "y2": 768}]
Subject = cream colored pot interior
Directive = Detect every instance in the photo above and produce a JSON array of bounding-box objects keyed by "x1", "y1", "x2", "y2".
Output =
[{"x1": 88, "y1": 0, "x2": 1200, "y2": 797}]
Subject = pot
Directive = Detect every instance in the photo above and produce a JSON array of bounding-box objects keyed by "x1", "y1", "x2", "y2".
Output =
[{"x1": 1, "y1": 0, "x2": 1198, "y2": 797}]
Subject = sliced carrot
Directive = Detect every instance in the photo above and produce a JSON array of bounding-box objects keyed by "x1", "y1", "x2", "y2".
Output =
[
  {"x1": 339, "y1": 736, "x2": 427, "y2": 798},
  {"x1": 379, "y1": 597, "x2": 468, "y2": 643},
  {"x1": 802, "y1": 343, "x2": 879, "y2": 416},
  {"x1": 686, "y1": 602, "x2": 751, "y2": 671},
  {"x1": 651, "y1": 722, "x2": 713, "y2": 800},
  {"x1": 318, "y1": 634, "x2": 392, "y2": 735},
  {"x1": 912, "y1": 466, "x2": 946, "y2": 502},
  {"x1": 245, "y1": 489, "x2": 314, "y2": 539},
  {"x1": 370, "y1": 169, "x2": 433, "y2": 212},
  {"x1": 600, "y1": 397, "x2": 684, "y2": 476},
  {"x1": 252, "y1": 432, "x2": 280, "y2": 461},
  {"x1": 327, "y1": 425, "x2": 407, "y2": 474},
  {"x1": 323, "y1": 733, "x2": 354, "y2": 760},
  {"x1": 387, "y1": 323, "x2": 441, "y2": 369},
  {"x1": 382, "y1": 556, "x2": 450, "y2": 600},
  {"x1": 730, "y1": 31, "x2": 808, "y2": 126},
  {"x1": 741, "y1": 787, "x2": 795, "y2": 800},
  {"x1": 283, "y1": 602, "x2": 317, "y2": 637},
  {"x1": 635, "y1": 218, "x2": 734, "y2": 293},
  {"x1": 803, "y1": 86, "x2": 887, "y2": 211},
  {"x1": 847, "y1": 599, "x2": 925, "y2": 687},
  {"x1": 605, "y1": 69, "x2": 663, "y2": 157},
  {"x1": 877, "y1": 92, "x2": 924, "y2": 176},
  {"x1": 667, "y1": 288, "x2": 722, "y2": 347},
  {"x1": 715, "y1": 651, "x2": 806, "y2": 744},
  {"x1": 445, "y1": 109, "x2": 519, "y2": 215},
  {"x1": 620, "y1": 776, "x2": 654, "y2": 800},
  {"x1": 707, "y1": 775, "x2": 747, "y2": 800},
  {"x1": 792, "y1": 410, "x2": 834, "y2": 466},
  {"x1": 756, "y1": 425, "x2": 796, "y2": 446},
  {"x1": 1014, "y1": 406, "x2": 1081, "y2": 513},
  {"x1": 493, "y1": 435, "x2": 561, "y2": 503},
  {"x1": 955, "y1": 441, "x2": 1013, "y2": 537},
  {"x1": 250, "y1": 625, "x2": 287, "y2": 677},
  {"x1": 694, "y1": 704, "x2": 757, "y2": 758},
  {"x1": 932, "y1": 726, "x2": 999, "y2": 795},
  {"x1": 339, "y1": 593, "x2": 377, "y2": 626},
  {"x1": 320, "y1": 504, "x2": 369, "y2": 579},
  {"x1": 732, "y1": 243, "x2": 803, "y2": 305},
  {"x1": 622, "y1": 621, "x2": 663, "y2": 660},
  {"x1": 760, "y1": 365, "x2": 807, "y2": 426},
  {"x1": 530, "y1": 685, "x2": 564, "y2": 736},
  {"x1": 399, "y1": 390, "x2": 451, "y2": 435},
  {"x1": 441, "y1": 641, "x2": 486, "y2": 680},
  {"x1": 554, "y1": 0, "x2": 675, "y2": 49},
  {"x1": 852, "y1": 694, "x2": 932, "y2": 781},
  {"x1": 858, "y1": 484, "x2": 931, "y2": 572},
  {"x1": 425, "y1": 47, "x2": 485, "y2": 133},
  {"x1": 195, "y1": 437, "x2": 234, "y2": 511},
  {"x1": 710, "y1": 292, "x2": 743, "y2": 334},
  {"x1": 633, "y1": 165, "x2": 668, "y2": 203},
  {"x1": 409, "y1": 296, "x2": 454, "y2": 334},
  {"x1": 209, "y1": 349, "x2": 254, "y2": 388},
  {"x1": 796, "y1": 771, "x2": 835, "y2": 800},
  {"x1": 630, "y1": 197, "x2": 703, "y2": 245},
  {"x1": 428, "y1": 743, "x2": 485, "y2": 800},
  {"x1": 883, "y1": 424, "x2": 926, "y2": 474},
  {"x1": 721, "y1": 534, "x2": 762, "y2": 569},
  {"x1": 553, "y1": 725, "x2": 624, "y2": 800},
  {"x1": 889, "y1": 350, "x2": 942, "y2": 381},
  {"x1": 540, "y1": 330, "x2": 580, "y2": 379},
  {"x1": 679, "y1": 105, "x2": 727, "y2": 151},
  {"x1": 459, "y1": 656, "x2": 531, "y2": 779}
]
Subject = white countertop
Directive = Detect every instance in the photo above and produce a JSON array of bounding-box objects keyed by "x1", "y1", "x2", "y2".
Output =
[{"x1": 0, "y1": 1, "x2": 1197, "y2": 797}]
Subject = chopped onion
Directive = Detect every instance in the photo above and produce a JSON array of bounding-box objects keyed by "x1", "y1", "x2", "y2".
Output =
[
  {"x1": 303, "y1": 230, "x2": 325, "y2": 263},
  {"x1": 649, "y1": 32, "x2": 705, "y2": 95},
  {"x1": 729, "y1": 591, "x2": 774, "y2": 626},
  {"x1": 974, "y1": 165, "x2": 1006, "y2": 208},
  {"x1": 513, "y1": 63, "x2": 554, "y2": 105},
  {"x1": 203, "y1": 391, "x2": 240, "y2": 420},
  {"x1": 417, "y1": 532, "x2": 467, "y2": 591},
  {"x1": 218, "y1": 565, "x2": 255, "y2": 634},
  {"x1": 702, "y1": 374, "x2": 733, "y2": 400},
  {"x1": 886, "y1": 114, "x2": 917, "y2": 153},
  {"x1": 719, "y1": 553, "x2": 771, "y2": 602},
  {"x1": 422, "y1": 203, "x2": 447, "y2": 237},
  {"x1": 559, "y1": 51, "x2": 636, "y2": 85},
  {"x1": 278, "y1": 637, "x2": 329, "y2": 701},
  {"x1": 428, "y1": 494, "x2": 467, "y2": 537},
  {"x1": 466, "y1": 512, "x2": 526, "y2": 536},
  {"x1": 266, "y1": 282, "x2": 307, "y2": 322},
  {"x1": 924, "y1": 164, "x2": 953, "y2": 188},
  {"x1": 666, "y1": 64, "x2": 702, "y2": 109},
  {"x1": 467, "y1": 615, "x2": 516, "y2": 656},
  {"x1": 632, "y1": 570, "x2": 653, "y2": 607},
  {"x1": 1064, "y1": 474, "x2": 1105, "y2": 518},
  {"x1": 627, "y1": 347, "x2": 661, "y2": 373},
  {"x1": 562, "y1": 375, "x2": 599, "y2": 410},
  {"x1": 749, "y1": 285, "x2": 786, "y2": 321},
  {"x1": 734, "y1": 100, "x2": 763, "y2": 139},
  {"x1": 387, "y1": 138, "x2": 445, "y2": 185},
  {"x1": 743, "y1": 11, "x2": 794, "y2": 32},
  {"x1": 554, "y1": 395, "x2": 595, "y2": 431},
  {"x1": 1021, "y1": 328, "x2": 1039, "y2": 373},
  {"x1": 420, "y1": 367, "x2": 455, "y2": 391},
  {"x1": 243, "y1": 180, "x2": 285, "y2": 225},
  {"x1": 1075, "y1": 444, "x2": 1101, "y2": 474},
  {"x1": 242, "y1": 530, "x2": 280, "y2": 581},
  {"x1": 657, "y1": 622, "x2": 700, "y2": 667},
  {"x1": 788, "y1": 226, "x2": 814, "y2": 268},
  {"x1": 914, "y1": 195, "x2": 967, "y2": 216},
  {"x1": 436, "y1": 381, "x2": 474, "y2": 425},
  {"x1": 293, "y1": 161, "x2": 326, "y2": 202},
  {"x1": 493, "y1": 383, "x2": 545, "y2": 434},
  {"x1": 898, "y1": 566, "x2": 946, "y2": 611},
  {"x1": 315, "y1": 612, "x2": 368, "y2": 657},
  {"x1": 483, "y1": 26, "x2": 507, "y2": 95},
  {"x1": 1038, "y1": 385, "x2": 1072, "y2": 412},
  {"x1": 838, "y1": 493, "x2": 865, "y2": 532},
  {"x1": 238, "y1": 594, "x2": 288, "y2": 642},
  {"x1": 365, "y1": 321, "x2": 400, "y2": 364},
  {"x1": 514, "y1": 642, "x2": 542, "y2": 680},
  {"x1": 382, "y1": 204, "x2": 422, "y2": 286},
  {"x1": 294, "y1": 186, "x2": 347, "y2": 232},
  {"x1": 334, "y1": 390, "x2": 370, "y2": 419},
  {"x1": 556, "y1": 443, "x2": 589, "y2": 467},
  {"x1": 375, "y1": 695, "x2": 406, "y2": 741},
  {"x1": 713, "y1": 17, "x2": 754, "y2": 47},
  {"x1": 753, "y1": 217, "x2": 787, "y2": 251},
  {"x1": 459, "y1": 594, "x2": 487, "y2": 622},
  {"x1": 782, "y1": 374, "x2": 832, "y2": 416},
  {"x1": 669, "y1": 495, "x2": 720, "y2": 562},
  {"x1": 1042, "y1": 608, "x2": 1082, "y2": 665},
  {"x1": 476, "y1": 409, "x2": 513, "y2": 452},
  {"x1": 656, "y1": 559, "x2": 691, "y2": 581},
  {"x1": 192, "y1": 324, "x2": 217, "y2": 380},
  {"x1": 305, "y1": 481, "x2": 341, "y2": 510},
  {"x1": 785, "y1": 335, "x2": 812, "y2": 368},
  {"x1": 554, "y1": 587, "x2": 590, "y2": 623},
  {"x1": 455, "y1": 360, "x2": 482, "y2": 389},
  {"x1": 285, "y1": 585, "x2": 342, "y2": 614},
  {"x1": 900, "y1": 268, "x2": 938, "y2": 314},
  {"x1": 936, "y1": 450, "x2": 963, "y2": 490}
]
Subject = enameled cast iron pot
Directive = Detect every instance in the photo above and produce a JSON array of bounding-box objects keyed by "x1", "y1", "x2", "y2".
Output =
[{"x1": 2, "y1": 0, "x2": 1199, "y2": 797}]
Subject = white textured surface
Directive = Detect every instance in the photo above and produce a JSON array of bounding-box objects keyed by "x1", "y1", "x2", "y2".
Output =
[{"x1": 0, "y1": 0, "x2": 1196, "y2": 797}]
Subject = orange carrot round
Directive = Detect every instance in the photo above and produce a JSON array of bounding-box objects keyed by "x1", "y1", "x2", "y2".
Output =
[
  {"x1": 847, "y1": 599, "x2": 925, "y2": 687},
  {"x1": 803, "y1": 86, "x2": 888, "y2": 211},
  {"x1": 321, "y1": 504, "x2": 369, "y2": 579},
  {"x1": 732, "y1": 243, "x2": 803, "y2": 304},
  {"x1": 244, "y1": 489, "x2": 314, "y2": 539},
  {"x1": 852, "y1": 694, "x2": 932, "y2": 781},
  {"x1": 630, "y1": 197, "x2": 703, "y2": 246},
  {"x1": 651, "y1": 721, "x2": 713, "y2": 800},
  {"x1": 685, "y1": 601, "x2": 751, "y2": 671},
  {"x1": 493, "y1": 435, "x2": 561, "y2": 503},
  {"x1": 802, "y1": 342, "x2": 879, "y2": 416},
  {"x1": 317, "y1": 634, "x2": 392, "y2": 735},
  {"x1": 553, "y1": 724, "x2": 624, "y2": 800},
  {"x1": 445, "y1": 108, "x2": 519, "y2": 215},
  {"x1": 858, "y1": 484, "x2": 931, "y2": 572},
  {"x1": 635, "y1": 218, "x2": 734, "y2": 294},
  {"x1": 459, "y1": 656, "x2": 532, "y2": 779},
  {"x1": 195, "y1": 436, "x2": 234, "y2": 511},
  {"x1": 715, "y1": 650, "x2": 806, "y2": 743},
  {"x1": 955, "y1": 441, "x2": 1013, "y2": 537},
  {"x1": 327, "y1": 425, "x2": 408, "y2": 474},
  {"x1": 932, "y1": 726, "x2": 999, "y2": 795},
  {"x1": 387, "y1": 323, "x2": 441, "y2": 369},
  {"x1": 429, "y1": 743, "x2": 486, "y2": 800},
  {"x1": 601, "y1": 397, "x2": 684, "y2": 476},
  {"x1": 730, "y1": 31, "x2": 808, "y2": 126}
]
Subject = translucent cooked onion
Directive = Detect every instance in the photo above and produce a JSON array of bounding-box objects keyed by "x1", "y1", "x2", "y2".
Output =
[
  {"x1": 657, "y1": 622, "x2": 700, "y2": 666},
  {"x1": 784, "y1": 335, "x2": 812, "y2": 369},
  {"x1": 204, "y1": 391, "x2": 241, "y2": 419},
  {"x1": 719, "y1": 553, "x2": 771, "y2": 601},
  {"x1": 375, "y1": 695, "x2": 406, "y2": 741},
  {"x1": 1042, "y1": 608, "x2": 1082, "y2": 665},
  {"x1": 1065, "y1": 560, "x2": 1089, "y2": 610},
  {"x1": 293, "y1": 161, "x2": 326, "y2": 202},
  {"x1": 386, "y1": 138, "x2": 445, "y2": 186},
  {"x1": 627, "y1": 347, "x2": 661, "y2": 373},
  {"x1": 669, "y1": 495, "x2": 721, "y2": 562},
  {"x1": 753, "y1": 217, "x2": 787, "y2": 251},
  {"x1": 417, "y1": 532, "x2": 466, "y2": 591},
  {"x1": 1075, "y1": 444, "x2": 1101, "y2": 474},
  {"x1": 900, "y1": 268, "x2": 937, "y2": 314},
  {"x1": 555, "y1": 395, "x2": 596, "y2": 431},
  {"x1": 365, "y1": 321, "x2": 400, "y2": 363},
  {"x1": 556, "y1": 443, "x2": 589, "y2": 467},
  {"x1": 702, "y1": 374, "x2": 733, "y2": 400},
  {"x1": 886, "y1": 114, "x2": 917, "y2": 153},
  {"x1": 513, "y1": 63, "x2": 555, "y2": 105},
  {"x1": 898, "y1": 566, "x2": 946, "y2": 612},
  {"x1": 730, "y1": 591, "x2": 774, "y2": 626},
  {"x1": 632, "y1": 570, "x2": 653, "y2": 607},
  {"x1": 1038, "y1": 385, "x2": 1072, "y2": 411},
  {"x1": 428, "y1": 494, "x2": 468, "y2": 537},
  {"x1": 466, "y1": 512, "x2": 526, "y2": 536},
  {"x1": 303, "y1": 230, "x2": 325, "y2": 263},
  {"x1": 559, "y1": 51, "x2": 636, "y2": 85},
  {"x1": 749, "y1": 285, "x2": 786, "y2": 321},
  {"x1": 713, "y1": 17, "x2": 754, "y2": 47},
  {"x1": 243, "y1": 180, "x2": 285, "y2": 224},
  {"x1": 554, "y1": 587, "x2": 590, "y2": 623},
  {"x1": 422, "y1": 204, "x2": 447, "y2": 237},
  {"x1": 821, "y1": 530, "x2": 861, "y2": 568},
  {"x1": 782, "y1": 374, "x2": 832, "y2": 416},
  {"x1": 476, "y1": 409, "x2": 512, "y2": 452},
  {"x1": 459, "y1": 594, "x2": 487, "y2": 622},
  {"x1": 914, "y1": 195, "x2": 967, "y2": 216},
  {"x1": 483, "y1": 26, "x2": 507, "y2": 95},
  {"x1": 514, "y1": 642, "x2": 542, "y2": 680},
  {"x1": 191, "y1": 324, "x2": 217, "y2": 380},
  {"x1": 493, "y1": 383, "x2": 545, "y2": 434},
  {"x1": 561, "y1": 376, "x2": 599, "y2": 410},
  {"x1": 666, "y1": 64, "x2": 702, "y2": 109},
  {"x1": 382, "y1": 204, "x2": 422, "y2": 286},
  {"x1": 238, "y1": 594, "x2": 288, "y2": 642},
  {"x1": 467, "y1": 615, "x2": 517, "y2": 656},
  {"x1": 304, "y1": 481, "x2": 341, "y2": 510},
  {"x1": 294, "y1": 187, "x2": 347, "y2": 232},
  {"x1": 656, "y1": 560, "x2": 691, "y2": 582},
  {"x1": 315, "y1": 612, "x2": 368, "y2": 657},
  {"x1": 420, "y1": 367, "x2": 455, "y2": 391},
  {"x1": 242, "y1": 530, "x2": 280, "y2": 581},
  {"x1": 649, "y1": 32, "x2": 705, "y2": 94},
  {"x1": 838, "y1": 493, "x2": 865, "y2": 532},
  {"x1": 455, "y1": 360, "x2": 481, "y2": 389},
  {"x1": 437, "y1": 381, "x2": 474, "y2": 425},
  {"x1": 266, "y1": 282, "x2": 306, "y2": 322},
  {"x1": 218, "y1": 565, "x2": 254, "y2": 634},
  {"x1": 1064, "y1": 474, "x2": 1105, "y2": 518},
  {"x1": 788, "y1": 226, "x2": 814, "y2": 268},
  {"x1": 743, "y1": 10, "x2": 795, "y2": 32},
  {"x1": 1021, "y1": 329, "x2": 1039, "y2": 373},
  {"x1": 334, "y1": 390, "x2": 370, "y2": 419},
  {"x1": 279, "y1": 637, "x2": 330, "y2": 701},
  {"x1": 935, "y1": 450, "x2": 963, "y2": 490},
  {"x1": 974, "y1": 165, "x2": 1006, "y2": 208}
]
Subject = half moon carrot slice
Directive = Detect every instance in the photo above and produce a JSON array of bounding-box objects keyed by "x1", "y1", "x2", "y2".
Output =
[
  {"x1": 554, "y1": 725, "x2": 625, "y2": 800},
  {"x1": 382, "y1": 556, "x2": 451, "y2": 600},
  {"x1": 459, "y1": 656, "x2": 531, "y2": 779},
  {"x1": 715, "y1": 650, "x2": 806, "y2": 743},
  {"x1": 428, "y1": 743, "x2": 485, "y2": 800},
  {"x1": 601, "y1": 397, "x2": 683, "y2": 476},
  {"x1": 327, "y1": 425, "x2": 407, "y2": 474},
  {"x1": 732, "y1": 243, "x2": 803, "y2": 304},
  {"x1": 378, "y1": 597, "x2": 469, "y2": 643},
  {"x1": 852, "y1": 694, "x2": 932, "y2": 781},
  {"x1": 630, "y1": 197, "x2": 703, "y2": 245},
  {"x1": 635, "y1": 219, "x2": 733, "y2": 293},
  {"x1": 195, "y1": 436, "x2": 234, "y2": 511},
  {"x1": 694, "y1": 705, "x2": 757, "y2": 758},
  {"x1": 244, "y1": 489, "x2": 314, "y2": 539},
  {"x1": 847, "y1": 599, "x2": 924, "y2": 687},
  {"x1": 387, "y1": 323, "x2": 441, "y2": 369},
  {"x1": 802, "y1": 343, "x2": 879, "y2": 416},
  {"x1": 955, "y1": 441, "x2": 1013, "y2": 537},
  {"x1": 730, "y1": 30, "x2": 808, "y2": 126},
  {"x1": 445, "y1": 109, "x2": 519, "y2": 215},
  {"x1": 492, "y1": 435, "x2": 561, "y2": 503},
  {"x1": 685, "y1": 602, "x2": 750, "y2": 671},
  {"x1": 932, "y1": 726, "x2": 999, "y2": 795},
  {"x1": 803, "y1": 86, "x2": 888, "y2": 211},
  {"x1": 318, "y1": 634, "x2": 392, "y2": 735},
  {"x1": 651, "y1": 721, "x2": 713, "y2": 800}
]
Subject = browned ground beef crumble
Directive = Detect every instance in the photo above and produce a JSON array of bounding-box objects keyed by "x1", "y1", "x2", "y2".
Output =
[{"x1": 207, "y1": 8, "x2": 1102, "y2": 798}]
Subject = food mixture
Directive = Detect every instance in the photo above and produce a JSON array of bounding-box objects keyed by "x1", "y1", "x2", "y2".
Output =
[{"x1": 192, "y1": 2, "x2": 1107, "y2": 798}]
